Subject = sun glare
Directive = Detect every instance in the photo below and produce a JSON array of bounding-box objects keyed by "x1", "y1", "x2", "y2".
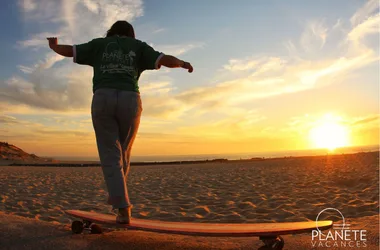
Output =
[{"x1": 309, "y1": 115, "x2": 350, "y2": 151}]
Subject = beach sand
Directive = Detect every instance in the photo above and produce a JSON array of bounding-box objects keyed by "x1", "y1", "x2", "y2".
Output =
[
  {"x1": 1, "y1": 211, "x2": 379, "y2": 250},
  {"x1": 0, "y1": 151, "x2": 379, "y2": 249}
]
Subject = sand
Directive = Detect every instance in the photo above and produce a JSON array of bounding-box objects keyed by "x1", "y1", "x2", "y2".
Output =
[
  {"x1": 0, "y1": 151, "x2": 379, "y2": 249},
  {"x1": 1, "y1": 212, "x2": 379, "y2": 250}
]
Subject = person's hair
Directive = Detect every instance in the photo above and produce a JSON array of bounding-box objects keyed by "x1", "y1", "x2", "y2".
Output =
[{"x1": 106, "y1": 21, "x2": 135, "y2": 38}]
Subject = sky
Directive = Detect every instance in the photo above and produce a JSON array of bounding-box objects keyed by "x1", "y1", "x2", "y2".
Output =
[{"x1": 0, "y1": 0, "x2": 379, "y2": 159}]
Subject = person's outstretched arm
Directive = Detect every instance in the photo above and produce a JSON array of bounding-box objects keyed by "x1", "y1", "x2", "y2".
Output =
[
  {"x1": 158, "y1": 55, "x2": 193, "y2": 73},
  {"x1": 47, "y1": 37, "x2": 73, "y2": 57}
]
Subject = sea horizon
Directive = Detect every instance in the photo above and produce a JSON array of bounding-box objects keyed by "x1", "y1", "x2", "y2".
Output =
[{"x1": 48, "y1": 144, "x2": 379, "y2": 163}]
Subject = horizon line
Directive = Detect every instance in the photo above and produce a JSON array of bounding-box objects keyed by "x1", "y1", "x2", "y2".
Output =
[{"x1": 47, "y1": 144, "x2": 379, "y2": 161}]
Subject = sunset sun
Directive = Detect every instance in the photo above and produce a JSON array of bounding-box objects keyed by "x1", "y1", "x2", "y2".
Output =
[{"x1": 309, "y1": 115, "x2": 350, "y2": 151}]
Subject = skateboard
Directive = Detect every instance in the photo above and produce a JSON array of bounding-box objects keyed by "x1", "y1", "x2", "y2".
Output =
[{"x1": 65, "y1": 210, "x2": 333, "y2": 250}]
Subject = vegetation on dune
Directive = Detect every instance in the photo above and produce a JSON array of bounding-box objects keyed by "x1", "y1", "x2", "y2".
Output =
[{"x1": 0, "y1": 141, "x2": 46, "y2": 162}]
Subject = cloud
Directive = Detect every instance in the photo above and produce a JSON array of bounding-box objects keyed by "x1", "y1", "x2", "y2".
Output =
[
  {"x1": 202, "y1": 4, "x2": 379, "y2": 108},
  {"x1": 139, "y1": 81, "x2": 174, "y2": 95},
  {"x1": 17, "y1": 0, "x2": 144, "y2": 45},
  {"x1": 296, "y1": 51, "x2": 376, "y2": 86},
  {"x1": 351, "y1": 114, "x2": 380, "y2": 126},
  {"x1": 17, "y1": 32, "x2": 60, "y2": 49},
  {"x1": 0, "y1": 115, "x2": 20, "y2": 124},
  {"x1": 63, "y1": 0, "x2": 144, "y2": 40},
  {"x1": 152, "y1": 28, "x2": 166, "y2": 34},
  {"x1": 82, "y1": 0, "x2": 100, "y2": 14},
  {"x1": 3, "y1": 0, "x2": 379, "y2": 136},
  {"x1": 174, "y1": 53, "x2": 366, "y2": 112},
  {"x1": 140, "y1": 8, "x2": 377, "y2": 120},
  {"x1": 270, "y1": 112, "x2": 380, "y2": 149},
  {"x1": 139, "y1": 95, "x2": 190, "y2": 119},
  {"x1": 154, "y1": 43, "x2": 204, "y2": 56},
  {"x1": 9, "y1": 0, "x2": 145, "y2": 113},
  {"x1": 18, "y1": 65, "x2": 34, "y2": 74},
  {"x1": 6, "y1": 0, "x2": 202, "y2": 118},
  {"x1": 0, "y1": 114, "x2": 92, "y2": 138},
  {"x1": 224, "y1": 57, "x2": 261, "y2": 71},
  {"x1": 17, "y1": 53, "x2": 65, "y2": 72},
  {"x1": 34, "y1": 128, "x2": 91, "y2": 138},
  {"x1": 176, "y1": 110, "x2": 267, "y2": 140},
  {"x1": 166, "y1": 4, "x2": 379, "y2": 121},
  {"x1": 348, "y1": 13, "x2": 380, "y2": 45},
  {"x1": 223, "y1": 57, "x2": 286, "y2": 76},
  {"x1": 18, "y1": 0, "x2": 63, "y2": 24},
  {"x1": 137, "y1": 132, "x2": 196, "y2": 141},
  {"x1": 19, "y1": 0, "x2": 37, "y2": 12},
  {"x1": 0, "y1": 66, "x2": 93, "y2": 112},
  {"x1": 300, "y1": 20, "x2": 329, "y2": 52},
  {"x1": 0, "y1": 114, "x2": 97, "y2": 156},
  {"x1": 350, "y1": 0, "x2": 379, "y2": 26},
  {"x1": 285, "y1": 113, "x2": 380, "y2": 133}
]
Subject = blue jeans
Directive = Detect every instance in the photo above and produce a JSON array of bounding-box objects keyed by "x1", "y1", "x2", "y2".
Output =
[{"x1": 91, "y1": 88, "x2": 142, "y2": 209}]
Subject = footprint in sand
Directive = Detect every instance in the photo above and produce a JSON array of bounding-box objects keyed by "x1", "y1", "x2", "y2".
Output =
[
  {"x1": 192, "y1": 206, "x2": 211, "y2": 217},
  {"x1": 237, "y1": 201, "x2": 257, "y2": 210}
]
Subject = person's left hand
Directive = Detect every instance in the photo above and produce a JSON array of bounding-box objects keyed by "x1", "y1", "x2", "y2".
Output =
[{"x1": 47, "y1": 37, "x2": 58, "y2": 49}]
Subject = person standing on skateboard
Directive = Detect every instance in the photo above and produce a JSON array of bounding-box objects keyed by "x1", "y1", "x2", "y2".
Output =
[{"x1": 47, "y1": 20, "x2": 193, "y2": 224}]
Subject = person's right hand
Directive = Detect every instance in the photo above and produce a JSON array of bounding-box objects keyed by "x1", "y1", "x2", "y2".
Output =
[
  {"x1": 47, "y1": 37, "x2": 58, "y2": 49},
  {"x1": 182, "y1": 61, "x2": 193, "y2": 73}
]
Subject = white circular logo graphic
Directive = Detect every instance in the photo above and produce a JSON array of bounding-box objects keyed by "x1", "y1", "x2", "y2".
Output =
[{"x1": 316, "y1": 208, "x2": 346, "y2": 235}]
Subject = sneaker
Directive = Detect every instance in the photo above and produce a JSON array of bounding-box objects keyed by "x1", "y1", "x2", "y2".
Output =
[{"x1": 116, "y1": 206, "x2": 132, "y2": 224}]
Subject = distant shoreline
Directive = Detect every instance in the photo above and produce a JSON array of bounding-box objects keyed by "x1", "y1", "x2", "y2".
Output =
[
  {"x1": 7, "y1": 150, "x2": 379, "y2": 167},
  {"x1": 48, "y1": 144, "x2": 380, "y2": 162}
]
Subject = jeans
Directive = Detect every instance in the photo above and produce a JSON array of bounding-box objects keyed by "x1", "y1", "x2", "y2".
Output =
[{"x1": 91, "y1": 88, "x2": 142, "y2": 209}]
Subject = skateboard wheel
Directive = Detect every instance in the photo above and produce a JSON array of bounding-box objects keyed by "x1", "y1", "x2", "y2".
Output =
[
  {"x1": 274, "y1": 236, "x2": 284, "y2": 249},
  {"x1": 259, "y1": 236, "x2": 284, "y2": 250},
  {"x1": 71, "y1": 221, "x2": 84, "y2": 234},
  {"x1": 90, "y1": 224, "x2": 102, "y2": 234},
  {"x1": 83, "y1": 220, "x2": 92, "y2": 228}
]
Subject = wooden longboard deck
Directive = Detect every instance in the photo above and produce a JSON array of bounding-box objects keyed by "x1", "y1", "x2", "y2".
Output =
[{"x1": 65, "y1": 210, "x2": 333, "y2": 237}]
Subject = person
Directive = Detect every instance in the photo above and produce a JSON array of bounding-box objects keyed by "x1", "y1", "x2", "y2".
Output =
[{"x1": 47, "y1": 20, "x2": 193, "y2": 224}]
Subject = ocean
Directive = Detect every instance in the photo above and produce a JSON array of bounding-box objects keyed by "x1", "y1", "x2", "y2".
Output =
[{"x1": 51, "y1": 145, "x2": 379, "y2": 162}]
